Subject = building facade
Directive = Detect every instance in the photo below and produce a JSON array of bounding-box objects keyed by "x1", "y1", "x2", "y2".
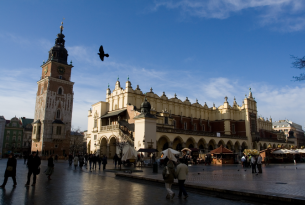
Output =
[
  {"x1": 31, "y1": 22, "x2": 74, "y2": 158},
  {"x1": 273, "y1": 120, "x2": 304, "y2": 147},
  {"x1": 0, "y1": 116, "x2": 6, "y2": 158},
  {"x1": 21, "y1": 117, "x2": 33, "y2": 155},
  {"x1": 87, "y1": 80, "x2": 295, "y2": 158},
  {"x1": 3, "y1": 117, "x2": 23, "y2": 156}
]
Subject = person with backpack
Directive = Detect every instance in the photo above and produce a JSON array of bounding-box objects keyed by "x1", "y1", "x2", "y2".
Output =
[{"x1": 162, "y1": 160, "x2": 176, "y2": 199}]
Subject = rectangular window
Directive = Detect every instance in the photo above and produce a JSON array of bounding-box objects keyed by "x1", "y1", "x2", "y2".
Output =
[
  {"x1": 12, "y1": 123, "x2": 17, "y2": 127},
  {"x1": 18, "y1": 136, "x2": 21, "y2": 141},
  {"x1": 232, "y1": 124, "x2": 236, "y2": 134},
  {"x1": 94, "y1": 119, "x2": 97, "y2": 128},
  {"x1": 6, "y1": 131, "x2": 9, "y2": 134},
  {"x1": 173, "y1": 121, "x2": 176, "y2": 128},
  {"x1": 194, "y1": 123, "x2": 197, "y2": 131},
  {"x1": 184, "y1": 122, "x2": 187, "y2": 130},
  {"x1": 6, "y1": 136, "x2": 9, "y2": 140},
  {"x1": 5, "y1": 144, "x2": 9, "y2": 148},
  {"x1": 12, "y1": 136, "x2": 16, "y2": 141},
  {"x1": 56, "y1": 126, "x2": 62, "y2": 135},
  {"x1": 202, "y1": 124, "x2": 205, "y2": 131},
  {"x1": 33, "y1": 126, "x2": 36, "y2": 134},
  {"x1": 164, "y1": 117, "x2": 168, "y2": 125},
  {"x1": 94, "y1": 135, "x2": 97, "y2": 140},
  {"x1": 17, "y1": 143, "x2": 20, "y2": 148},
  {"x1": 59, "y1": 75, "x2": 62, "y2": 79}
]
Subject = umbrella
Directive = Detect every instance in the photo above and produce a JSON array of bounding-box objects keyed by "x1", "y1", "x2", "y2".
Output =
[
  {"x1": 161, "y1": 148, "x2": 180, "y2": 155},
  {"x1": 161, "y1": 148, "x2": 177, "y2": 162},
  {"x1": 296, "y1": 149, "x2": 305, "y2": 153},
  {"x1": 181, "y1": 148, "x2": 191, "y2": 152},
  {"x1": 122, "y1": 146, "x2": 137, "y2": 161},
  {"x1": 272, "y1": 149, "x2": 289, "y2": 154}
]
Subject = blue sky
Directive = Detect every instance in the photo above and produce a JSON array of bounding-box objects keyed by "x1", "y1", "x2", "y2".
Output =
[{"x1": 1, "y1": 0, "x2": 305, "y2": 130}]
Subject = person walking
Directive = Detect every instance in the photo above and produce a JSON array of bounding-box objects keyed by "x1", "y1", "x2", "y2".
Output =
[
  {"x1": 25, "y1": 152, "x2": 41, "y2": 186},
  {"x1": 251, "y1": 155, "x2": 257, "y2": 173},
  {"x1": 241, "y1": 155, "x2": 246, "y2": 168},
  {"x1": 0, "y1": 154, "x2": 17, "y2": 188},
  {"x1": 23, "y1": 154, "x2": 28, "y2": 165},
  {"x1": 45, "y1": 155, "x2": 54, "y2": 180},
  {"x1": 69, "y1": 154, "x2": 73, "y2": 166},
  {"x1": 176, "y1": 159, "x2": 189, "y2": 199},
  {"x1": 162, "y1": 160, "x2": 176, "y2": 199},
  {"x1": 257, "y1": 155, "x2": 262, "y2": 173},
  {"x1": 79, "y1": 155, "x2": 84, "y2": 170},
  {"x1": 102, "y1": 155, "x2": 108, "y2": 170},
  {"x1": 97, "y1": 155, "x2": 102, "y2": 170},
  {"x1": 73, "y1": 155, "x2": 79, "y2": 170},
  {"x1": 113, "y1": 154, "x2": 118, "y2": 168},
  {"x1": 92, "y1": 155, "x2": 97, "y2": 170},
  {"x1": 55, "y1": 155, "x2": 58, "y2": 162},
  {"x1": 88, "y1": 155, "x2": 93, "y2": 171}
]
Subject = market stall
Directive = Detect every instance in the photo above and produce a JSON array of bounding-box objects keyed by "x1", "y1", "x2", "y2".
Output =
[{"x1": 209, "y1": 145, "x2": 235, "y2": 165}]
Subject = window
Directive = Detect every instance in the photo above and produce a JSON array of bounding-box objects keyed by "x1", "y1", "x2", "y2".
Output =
[
  {"x1": 6, "y1": 136, "x2": 9, "y2": 140},
  {"x1": 273, "y1": 126, "x2": 277, "y2": 128},
  {"x1": 24, "y1": 142, "x2": 26, "y2": 146},
  {"x1": 12, "y1": 123, "x2": 16, "y2": 127},
  {"x1": 12, "y1": 136, "x2": 16, "y2": 141},
  {"x1": 232, "y1": 124, "x2": 236, "y2": 134},
  {"x1": 94, "y1": 119, "x2": 97, "y2": 128},
  {"x1": 59, "y1": 75, "x2": 62, "y2": 79},
  {"x1": 164, "y1": 117, "x2": 168, "y2": 125},
  {"x1": 194, "y1": 123, "x2": 197, "y2": 131},
  {"x1": 284, "y1": 129, "x2": 288, "y2": 132},
  {"x1": 56, "y1": 126, "x2": 61, "y2": 135},
  {"x1": 55, "y1": 144, "x2": 58, "y2": 148},
  {"x1": 33, "y1": 126, "x2": 36, "y2": 134},
  {"x1": 58, "y1": 87, "x2": 62, "y2": 95},
  {"x1": 202, "y1": 124, "x2": 205, "y2": 131},
  {"x1": 17, "y1": 143, "x2": 20, "y2": 148},
  {"x1": 57, "y1": 110, "x2": 61, "y2": 119},
  {"x1": 6, "y1": 131, "x2": 9, "y2": 134},
  {"x1": 5, "y1": 144, "x2": 9, "y2": 148},
  {"x1": 94, "y1": 135, "x2": 97, "y2": 140},
  {"x1": 173, "y1": 120, "x2": 176, "y2": 128},
  {"x1": 184, "y1": 122, "x2": 187, "y2": 130},
  {"x1": 18, "y1": 136, "x2": 21, "y2": 141}
]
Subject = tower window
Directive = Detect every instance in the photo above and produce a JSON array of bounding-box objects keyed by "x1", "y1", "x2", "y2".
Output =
[
  {"x1": 164, "y1": 117, "x2": 168, "y2": 125},
  {"x1": 57, "y1": 110, "x2": 61, "y2": 119},
  {"x1": 202, "y1": 124, "x2": 205, "y2": 131},
  {"x1": 56, "y1": 126, "x2": 61, "y2": 135},
  {"x1": 58, "y1": 87, "x2": 62, "y2": 95},
  {"x1": 232, "y1": 124, "x2": 236, "y2": 134}
]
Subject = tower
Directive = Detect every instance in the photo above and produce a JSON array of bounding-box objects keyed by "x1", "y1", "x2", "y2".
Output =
[{"x1": 31, "y1": 22, "x2": 74, "y2": 157}]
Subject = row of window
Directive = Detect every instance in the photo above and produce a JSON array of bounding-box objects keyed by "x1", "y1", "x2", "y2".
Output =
[
  {"x1": 5, "y1": 143, "x2": 21, "y2": 148},
  {"x1": 172, "y1": 121, "x2": 236, "y2": 133},
  {"x1": 6, "y1": 131, "x2": 22, "y2": 134},
  {"x1": 33, "y1": 125, "x2": 62, "y2": 135},
  {"x1": 5, "y1": 136, "x2": 22, "y2": 141}
]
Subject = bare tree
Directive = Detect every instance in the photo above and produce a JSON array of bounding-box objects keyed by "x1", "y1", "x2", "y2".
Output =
[
  {"x1": 291, "y1": 55, "x2": 305, "y2": 81},
  {"x1": 70, "y1": 126, "x2": 86, "y2": 156}
]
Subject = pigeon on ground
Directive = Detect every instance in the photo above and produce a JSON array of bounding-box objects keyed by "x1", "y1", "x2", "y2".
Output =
[
  {"x1": 238, "y1": 170, "x2": 239, "y2": 171},
  {"x1": 198, "y1": 173, "x2": 200, "y2": 175},
  {"x1": 98, "y1": 45, "x2": 109, "y2": 61}
]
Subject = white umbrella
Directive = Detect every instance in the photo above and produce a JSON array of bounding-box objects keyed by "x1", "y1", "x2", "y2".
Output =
[
  {"x1": 272, "y1": 149, "x2": 289, "y2": 154},
  {"x1": 122, "y1": 146, "x2": 137, "y2": 161},
  {"x1": 296, "y1": 149, "x2": 305, "y2": 153},
  {"x1": 161, "y1": 148, "x2": 180, "y2": 156},
  {"x1": 161, "y1": 148, "x2": 177, "y2": 162}
]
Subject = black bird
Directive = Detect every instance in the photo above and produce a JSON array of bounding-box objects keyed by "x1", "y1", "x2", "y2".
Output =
[
  {"x1": 98, "y1": 45, "x2": 109, "y2": 61},
  {"x1": 238, "y1": 170, "x2": 239, "y2": 171}
]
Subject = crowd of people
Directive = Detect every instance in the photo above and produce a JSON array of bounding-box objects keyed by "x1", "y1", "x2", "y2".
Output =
[
  {"x1": 241, "y1": 154, "x2": 263, "y2": 173},
  {"x1": 69, "y1": 154, "x2": 109, "y2": 171}
]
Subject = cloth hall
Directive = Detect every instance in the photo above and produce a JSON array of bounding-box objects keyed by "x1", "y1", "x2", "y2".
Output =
[{"x1": 86, "y1": 79, "x2": 295, "y2": 158}]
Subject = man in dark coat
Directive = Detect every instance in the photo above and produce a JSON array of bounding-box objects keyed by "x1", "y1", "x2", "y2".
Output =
[
  {"x1": 0, "y1": 154, "x2": 17, "y2": 188},
  {"x1": 92, "y1": 154, "x2": 97, "y2": 170},
  {"x1": 25, "y1": 152, "x2": 41, "y2": 186},
  {"x1": 102, "y1": 155, "x2": 108, "y2": 170}
]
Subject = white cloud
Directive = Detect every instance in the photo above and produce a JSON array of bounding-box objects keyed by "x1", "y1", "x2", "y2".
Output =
[{"x1": 153, "y1": 0, "x2": 305, "y2": 32}]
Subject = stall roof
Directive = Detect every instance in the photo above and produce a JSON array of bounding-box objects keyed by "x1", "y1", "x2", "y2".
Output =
[
  {"x1": 210, "y1": 145, "x2": 233, "y2": 154},
  {"x1": 100, "y1": 109, "x2": 126, "y2": 119}
]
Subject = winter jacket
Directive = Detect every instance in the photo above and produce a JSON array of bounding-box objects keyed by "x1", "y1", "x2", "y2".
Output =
[
  {"x1": 162, "y1": 161, "x2": 176, "y2": 184},
  {"x1": 4, "y1": 157, "x2": 17, "y2": 177},
  {"x1": 27, "y1": 155, "x2": 41, "y2": 170},
  {"x1": 176, "y1": 163, "x2": 188, "y2": 180}
]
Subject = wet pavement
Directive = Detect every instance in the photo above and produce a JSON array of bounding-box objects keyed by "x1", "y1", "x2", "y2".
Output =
[
  {"x1": 127, "y1": 163, "x2": 305, "y2": 199},
  {"x1": 0, "y1": 159, "x2": 259, "y2": 205}
]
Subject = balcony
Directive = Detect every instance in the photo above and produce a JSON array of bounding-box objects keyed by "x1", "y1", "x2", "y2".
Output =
[{"x1": 100, "y1": 124, "x2": 119, "y2": 132}]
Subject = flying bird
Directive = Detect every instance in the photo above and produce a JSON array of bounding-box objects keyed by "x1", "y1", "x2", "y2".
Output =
[{"x1": 98, "y1": 45, "x2": 109, "y2": 61}]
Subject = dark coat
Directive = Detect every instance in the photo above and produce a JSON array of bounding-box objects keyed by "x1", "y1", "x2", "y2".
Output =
[
  {"x1": 102, "y1": 157, "x2": 108, "y2": 164},
  {"x1": 27, "y1": 155, "x2": 41, "y2": 170},
  {"x1": 162, "y1": 161, "x2": 176, "y2": 183},
  {"x1": 4, "y1": 157, "x2": 17, "y2": 177}
]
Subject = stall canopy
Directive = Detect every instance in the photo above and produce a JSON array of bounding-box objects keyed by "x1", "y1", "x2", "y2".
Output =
[
  {"x1": 272, "y1": 149, "x2": 290, "y2": 154},
  {"x1": 122, "y1": 146, "x2": 137, "y2": 161},
  {"x1": 161, "y1": 148, "x2": 178, "y2": 162},
  {"x1": 210, "y1": 145, "x2": 233, "y2": 154},
  {"x1": 138, "y1": 148, "x2": 158, "y2": 152}
]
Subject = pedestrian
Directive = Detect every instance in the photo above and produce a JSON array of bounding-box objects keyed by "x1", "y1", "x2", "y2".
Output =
[
  {"x1": 23, "y1": 154, "x2": 28, "y2": 165},
  {"x1": 176, "y1": 159, "x2": 189, "y2": 199},
  {"x1": 74, "y1": 155, "x2": 79, "y2": 170},
  {"x1": 102, "y1": 155, "x2": 108, "y2": 170},
  {"x1": 241, "y1": 155, "x2": 246, "y2": 168},
  {"x1": 97, "y1": 155, "x2": 102, "y2": 170},
  {"x1": 113, "y1": 154, "x2": 118, "y2": 168},
  {"x1": 89, "y1": 155, "x2": 93, "y2": 171},
  {"x1": 45, "y1": 155, "x2": 54, "y2": 180},
  {"x1": 162, "y1": 160, "x2": 176, "y2": 199},
  {"x1": 140, "y1": 154, "x2": 144, "y2": 166},
  {"x1": 118, "y1": 156, "x2": 122, "y2": 170},
  {"x1": 69, "y1": 154, "x2": 73, "y2": 166},
  {"x1": 257, "y1": 155, "x2": 262, "y2": 173},
  {"x1": 251, "y1": 155, "x2": 256, "y2": 173},
  {"x1": 0, "y1": 154, "x2": 17, "y2": 188},
  {"x1": 152, "y1": 153, "x2": 156, "y2": 163},
  {"x1": 79, "y1": 155, "x2": 84, "y2": 169},
  {"x1": 84, "y1": 154, "x2": 88, "y2": 165},
  {"x1": 137, "y1": 154, "x2": 140, "y2": 166},
  {"x1": 55, "y1": 155, "x2": 58, "y2": 162},
  {"x1": 92, "y1": 155, "x2": 97, "y2": 170},
  {"x1": 25, "y1": 151, "x2": 41, "y2": 186}
]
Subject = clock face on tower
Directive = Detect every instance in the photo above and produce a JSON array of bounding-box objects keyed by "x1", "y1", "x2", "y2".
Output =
[
  {"x1": 57, "y1": 66, "x2": 65, "y2": 75},
  {"x1": 44, "y1": 66, "x2": 48, "y2": 74}
]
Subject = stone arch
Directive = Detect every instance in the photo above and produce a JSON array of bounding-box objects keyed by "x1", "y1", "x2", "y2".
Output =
[
  {"x1": 87, "y1": 140, "x2": 91, "y2": 154},
  {"x1": 57, "y1": 86, "x2": 63, "y2": 95},
  {"x1": 253, "y1": 142, "x2": 258, "y2": 150},
  {"x1": 241, "y1": 142, "x2": 247, "y2": 152},
  {"x1": 172, "y1": 136, "x2": 183, "y2": 151},
  {"x1": 198, "y1": 138, "x2": 207, "y2": 153},
  {"x1": 109, "y1": 136, "x2": 117, "y2": 158},
  {"x1": 208, "y1": 139, "x2": 216, "y2": 152},
  {"x1": 273, "y1": 144, "x2": 276, "y2": 148},
  {"x1": 185, "y1": 137, "x2": 196, "y2": 149},
  {"x1": 99, "y1": 137, "x2": 108, "y2": 156},
  {"x1": 263, "y1": 143, "x2": 267, "y2": 149},
  {"x1": 226, "y1": 140, "x2": 234, "y2": 151},
  {"x1": 217, "y1": 140, "x2": 225, "y2": 147},
  {"x1": 234, "y1": 141, "x2": 240, "y2": 153},
  {"x1": 157, "y1": 135, "x2": 170, "y2": 152}
]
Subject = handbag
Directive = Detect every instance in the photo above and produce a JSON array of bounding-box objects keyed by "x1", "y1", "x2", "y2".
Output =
[{"x1": 6, "y1": 166, "x2": 13, "y2": 172}]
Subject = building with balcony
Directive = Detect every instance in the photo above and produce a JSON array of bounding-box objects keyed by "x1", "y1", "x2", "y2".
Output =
[
  {"x1": 273, "y1": 120, "x2": 304, "y2": 147},
  {"x1": 87, "y1": 79, "x2": 296, "y2": 158}
]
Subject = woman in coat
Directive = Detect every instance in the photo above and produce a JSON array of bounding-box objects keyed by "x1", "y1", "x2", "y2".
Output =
[
  {"x1": 45, "y1": 155, "x2": 54, "y2": 180},
  {"x1": 102, "y1": 155, "x2": 107, "y2": 170},
  {"x1": 162, "y1": 160, "x2": 176, "y2": 199},
  {"x1": 0, "y1": 154, "x2": 17, "y2": 188},
  {"x1": 73, "y1": 155, "x2": 79, "y2": 170}
]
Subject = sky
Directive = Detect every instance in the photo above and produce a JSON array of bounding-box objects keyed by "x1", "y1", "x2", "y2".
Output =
[{"x1": 1, "y1": 0, "x2": 305, "y2": 130}]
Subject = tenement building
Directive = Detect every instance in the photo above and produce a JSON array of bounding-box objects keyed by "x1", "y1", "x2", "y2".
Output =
[
  {"x1": 86, "y1": 80, "x2": 296, "y2": 158},
  {"x1": 31, "y1": 22, "x2": 74, "y2": 157}
]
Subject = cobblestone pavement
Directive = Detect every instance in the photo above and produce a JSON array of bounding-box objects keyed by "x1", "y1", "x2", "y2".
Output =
[
  {"x1": 0, "y1": 159, "x2": 257, "y2": 205},
  {"x1": 131, "y1": 163, "x2": 305, "y2": 199}
]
